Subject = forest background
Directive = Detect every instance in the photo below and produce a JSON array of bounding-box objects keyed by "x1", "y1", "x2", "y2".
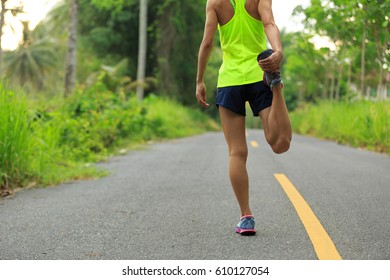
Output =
[{"x1": 0, "y1": 0, "x2": 389, "y2": 193}]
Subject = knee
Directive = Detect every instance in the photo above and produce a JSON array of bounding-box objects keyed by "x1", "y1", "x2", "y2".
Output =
[
  {"x1": 229, "y1": 148, "x2": 248, "y2": 160},
  {"x1": 271, "y1": 138, "x2": 291, "y2": 154}
]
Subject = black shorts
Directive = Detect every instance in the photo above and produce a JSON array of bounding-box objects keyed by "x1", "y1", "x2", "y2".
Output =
[{"x1": 216, "y1": 81, "x2": 273, "y2": 116}]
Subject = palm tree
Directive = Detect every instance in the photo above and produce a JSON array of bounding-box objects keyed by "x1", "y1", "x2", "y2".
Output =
[
  {"x1": 64, "y1": 0, "x2": 78, "y2": 96},
  {"x1": 0, "y1": 0, "x2": 22, "y2": 78},
  {"x1": 136, "y1": 0, "x2": 147, "y2": 101},
  {"x1": 4, "y1": 21, "x2": 57, "y2": 90}
]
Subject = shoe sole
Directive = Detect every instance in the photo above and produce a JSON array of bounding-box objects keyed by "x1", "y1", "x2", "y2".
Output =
[
  {"x1": 257, "y1": 49, "x2": 274, "y2": 61},
  {"x1": 235, "y1": 228, "x2": 257, "y2": 236}
]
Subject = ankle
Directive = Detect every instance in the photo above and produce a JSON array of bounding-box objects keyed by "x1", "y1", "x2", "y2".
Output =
[
  {"x1": 241, "y1": 211, "x2": 252, "y2": 217},
  {"x1": 271, "y1": 82, "x2": 284, "y2": 91}
]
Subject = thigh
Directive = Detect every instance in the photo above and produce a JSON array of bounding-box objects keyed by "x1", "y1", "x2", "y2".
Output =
[
  {"x1": 259, "y1": 107, "x2": 271, "y2": 133},
  {"x1": 219, "y1": 106, "x2": 247, "y2": 154}
]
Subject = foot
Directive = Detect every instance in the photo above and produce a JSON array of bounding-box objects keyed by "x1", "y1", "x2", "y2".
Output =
[
  {"x1": 257, "y1": 49, "x2": 283, "y2": 89},
  {"x1": 235, "y1": 215, "x2": 256, "y2": 236}
]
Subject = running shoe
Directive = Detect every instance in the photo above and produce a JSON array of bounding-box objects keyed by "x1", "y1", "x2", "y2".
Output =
[
  {"x1": 257, "y1": 49, "x2": 282, "y2": 88},
  {"x1": 235, "y1": 215, "x2": 256, "y2": 236}
]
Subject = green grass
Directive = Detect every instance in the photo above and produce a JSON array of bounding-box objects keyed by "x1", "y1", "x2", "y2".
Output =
[
  {"x1": 142, "y1": 95, "x2": 218, "y2": 139},
  {"x1": 290, "y1": 101, "x2": 390, "y2": 154},
  {"x1": 0, "y1": 83, "x2": 218, "y2": 191},
  {"x1": 0, "y1": 86, "x2": 31, "y2": 188},
  {"x1": 0, "y1": 85, "x2": 103, "y2": 190}
]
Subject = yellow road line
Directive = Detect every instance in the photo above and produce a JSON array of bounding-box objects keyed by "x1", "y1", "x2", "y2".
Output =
[
  {"x1": 274, "y1": 174, "x2": 342, "y2": 260},
  {"x1": 250, "y1": 141, "x2": 259, "y2": 148}
]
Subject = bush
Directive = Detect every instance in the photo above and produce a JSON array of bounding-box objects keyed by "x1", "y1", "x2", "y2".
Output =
[
  {"x1": 290, "y1": 101, "x2": 390, "y2": 154},
  {"x1": 0, "y1": 85, "x2": 86, "y2": 190},
  {"x1": 1, "y1": 81, "x2": 218, "y2": 191},
  {"x1": 59, "y1": 81, "x2": 218, "y2": 162}
]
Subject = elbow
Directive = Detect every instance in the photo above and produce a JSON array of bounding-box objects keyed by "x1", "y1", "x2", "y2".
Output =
[
  {"x1": 201, "y1": 39, "x2": 213, "y2": 51},
  {"x1": 263, "y1": 21, "x2": 277, "y2": 30}
]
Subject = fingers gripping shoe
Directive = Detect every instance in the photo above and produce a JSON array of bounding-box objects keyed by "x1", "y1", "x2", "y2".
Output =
[
  {"x1": 257, "y1": 49, "x2": 283, "y2": 89},
  {"x1": 235, "y1": 215, "x2": 256, "y2": 236}
]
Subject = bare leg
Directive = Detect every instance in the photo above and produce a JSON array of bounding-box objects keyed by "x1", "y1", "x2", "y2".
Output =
[
  {"x1": 259, "y1": 83, "x2": 292, "y2": 154},
  {"x1": 219, "y1": 107, "x2": 252, "y2": 216}
]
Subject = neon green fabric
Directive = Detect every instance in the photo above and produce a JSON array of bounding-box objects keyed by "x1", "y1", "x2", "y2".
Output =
[
  {"x1": 229, "y1": 0, "x2": 236, "y2": 9},
  {"x1": 218, "y1": 0, "x2": 267, "y2": 87}
]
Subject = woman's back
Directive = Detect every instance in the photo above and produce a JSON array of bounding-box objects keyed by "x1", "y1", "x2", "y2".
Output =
[{"x1": 216, "y1": 0, "x2": 267, "y2": 87}]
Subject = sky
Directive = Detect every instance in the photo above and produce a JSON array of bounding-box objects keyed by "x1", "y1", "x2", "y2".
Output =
[
  {"x1": 3, "y1": 0, "x2": 59, "y2": 49},
  {"x1": 272, "y1": 0, "x2": 335, "y2": 49},
  {"x1": 2, "y1": 0, "x2": 314, "y2": 50},
  {"x1": 273, "y1": 0, "x2": 311, "y2": 32}
]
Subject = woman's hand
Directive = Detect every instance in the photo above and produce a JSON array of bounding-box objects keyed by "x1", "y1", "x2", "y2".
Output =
[
  {"x1": 258, "y1": 50, "x2": 283, "y2": 72},
  {"x1": 196, "y1": 82, "x2": 210, "y2": 109}
]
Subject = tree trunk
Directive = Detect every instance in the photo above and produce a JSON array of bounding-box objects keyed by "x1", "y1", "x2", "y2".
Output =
[
  {"x1": 376, "y1": 64, "x2": 384, "y2": 101},
  {"x1": 322, "y1": 74, "x2": 328, "y2": 99},
  {"x1": 335, "y1": 60, "x2": 343, "y2": 101},
  {"x1": 0, "y1": 0, "x2": 7, "y2": 79},
  {"x1": 64, "y1": 0, "x2": 78, "y2": 97},
  {"x1": 330, "y1": 63, "x2": 336, "y2": 100},
  {"x1": 347, "y1": 58, "x2": 352, "y2": 97},
  {"x1": 372, "y1": 21, "x2": 387, "y2": 102},
  {"x1": 359, "y1": 14, "x2": 366, "y2": 100},
  {"x1": 136, "y1": 0, "x2": 148, "y2": 101},
  {"x1": 156, "y1": 4, "x2": 177, "y2": 98},
  {"x1": 366, "y1": 86, "x2": 371, "y2": 100}
]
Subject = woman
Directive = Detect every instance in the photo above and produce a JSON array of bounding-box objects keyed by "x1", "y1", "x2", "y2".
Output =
[{"x1": 196, "y1": 0, "x2": 292, "y2": 235}]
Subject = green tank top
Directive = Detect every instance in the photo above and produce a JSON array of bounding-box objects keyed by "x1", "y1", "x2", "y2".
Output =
[{"x1": 217, "y1": 0, "x2": 267, "y2": 87}]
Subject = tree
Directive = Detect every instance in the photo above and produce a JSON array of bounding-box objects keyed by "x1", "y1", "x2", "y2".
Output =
[
  {"x1": 0, "y1": 0, "x2": 23, "y2": 79},
  {"x1": 295, "y1": 0, "x2": 389, "y2": 101},
  {"x1": 154, "y1": 0, "x2": 205, "y2": 104},
  {"x1": 136, "y1": 0, "x2": 147, "y2": 101},
  {"x1": 364, "y1": 0, "x2": 389, "y2": 100},
  {"x1": 4, "y1": 21, "x2": 57, "y2": 90},
  {"x1": 282, "y1": 32, "x2": 327, "y2": 106},
  {"x1": 36, "y1": 0, "x2": 208, "y2": 104},
  {"x1": 359, "y1": 1, "x2": 367, "y2": 99},
  {"x1": 64, "y1": 0, "x2": 79, "y2": 96},
  {"x1": 90, "y1": 0, "x2": 148, "y2": 101}
]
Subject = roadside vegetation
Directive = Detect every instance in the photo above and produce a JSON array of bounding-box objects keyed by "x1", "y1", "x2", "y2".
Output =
[
  {"x1": 0, "y1": 83, "x2": 217, "y2": 193},
  {"x1": 290, "y1": 101, "x2": 390, "y2": 155}
]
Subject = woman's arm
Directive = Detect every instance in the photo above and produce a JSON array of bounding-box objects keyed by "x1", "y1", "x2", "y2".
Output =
[
  {"x1": 258, "y1": 0, "x2": 283, "y2": 72},
  {"x1": 196, "y1": 0, "x2": 218, "y2": 108}
]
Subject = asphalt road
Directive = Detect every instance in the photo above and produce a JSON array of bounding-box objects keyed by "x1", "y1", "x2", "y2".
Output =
[{"x1": 0, "y1": 130, "x2": 389, "y2": 260}]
